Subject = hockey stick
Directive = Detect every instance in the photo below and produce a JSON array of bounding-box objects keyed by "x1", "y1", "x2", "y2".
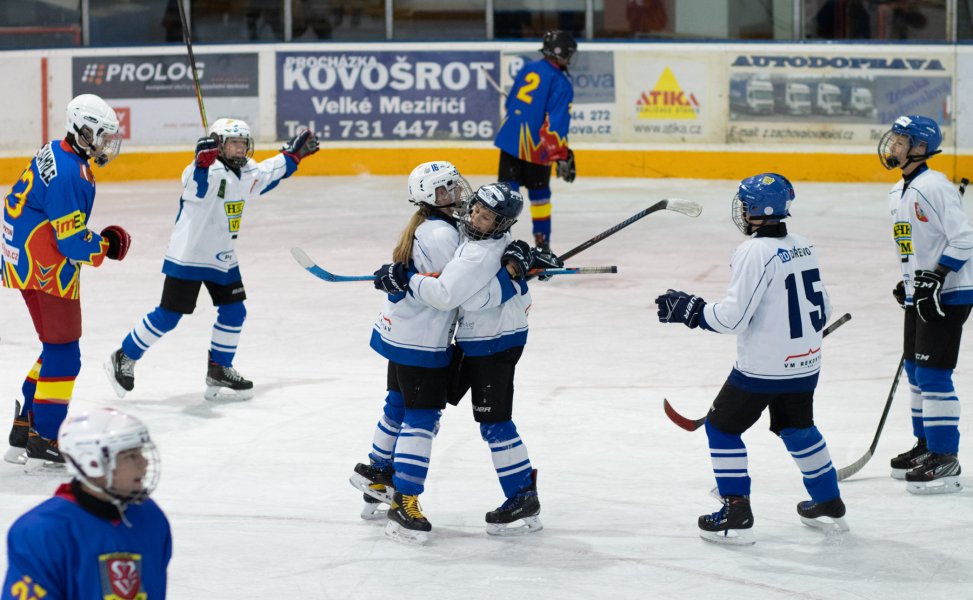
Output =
[
  {"x1": 960, "y1": 177, "x2": 970, "y2": 196},
  {"x1": 478, "y1": 65, "x2": 507, "y2": 97},
  {"x1": 559, "y1": 199, "x2": 702, "y2": 262},
  {"x1": 176, "y1": 0, "x2": 208, "y2": 130},
  {"x1": 662, "y1": 312, "x2": 853, "y2": 432},
  {"x1": 835, "y1": 356, "x2": 904, "y2": 481},
  {"x1": 291, "y1": 248, "x2": 616, "y2": 282}
]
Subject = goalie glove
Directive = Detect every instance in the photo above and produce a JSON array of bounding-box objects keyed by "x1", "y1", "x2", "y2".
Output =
[
  {"x1": 281, "y1": 129, "x2": 320, "y2": 163},
  {"x1": 555, "y1": 148, "x2": 575, "y2": 183}
]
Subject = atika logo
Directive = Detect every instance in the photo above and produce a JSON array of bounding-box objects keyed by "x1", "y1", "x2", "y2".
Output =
[{"x1": 635, "y1": 67, "x2": 699, "y2": 120}]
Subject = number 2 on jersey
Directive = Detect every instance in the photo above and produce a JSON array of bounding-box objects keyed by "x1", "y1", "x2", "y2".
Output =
[
  {"x1": 516, "y1": 72, "x2": 541, "y2": 104},
  {"x1": 784, "y1": 268, "x2": 825, "y2": 339}
]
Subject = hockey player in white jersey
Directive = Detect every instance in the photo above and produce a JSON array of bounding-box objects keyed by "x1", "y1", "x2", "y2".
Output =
[
  {"x1": 105, "y1": 118, "x2": 319, "y2": 400},
  {"x1": 879, "y1": 115, "x2": 971, "y2": 494},
  {"x1": 350, "y1": 161, "x2": 471, "y2": 525},
  {"x1": 370, "y1": 182, "x2": 558, "y2": 543},
  {"x1": 656, "y1": 173, "x2": 847, "y2": 545}
]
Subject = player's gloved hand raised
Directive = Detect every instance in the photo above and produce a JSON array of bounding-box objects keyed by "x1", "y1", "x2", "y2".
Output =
[
  {"x1": 892, "y1": 280, "x2": 906, "y2": 309},
  {"x1": 373, "y1": 262, "x2": 412, "y2": 294},
  {"x1": 555, "y1": 148, "x2": 576, "y2": 183},
  {"x1": 655, "y1": 289, "x2": 705, "y2": 329},
  {"x1": 281, "y1": 129, "x2": 320, "y2": 163},
  {"x1": 100, "y1": 225, "x2": 131, "y2": 261},
  {"x1": 531, "y1": 247, "x2": 564, "y2": 281},
  {"x1": 195, "y1": 134, "x2": 220, "y2": 168},
  {"x1": 913, "y1": 269, "x2": 946, "y2": 322},
  {"x1": 502, "y1": 240, "x2": 532, "y2": 280}
]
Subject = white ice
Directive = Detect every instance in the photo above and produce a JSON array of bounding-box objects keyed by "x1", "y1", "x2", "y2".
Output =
[{"x1": 2, "y1": 174, "x2": 971, "y2": 599}]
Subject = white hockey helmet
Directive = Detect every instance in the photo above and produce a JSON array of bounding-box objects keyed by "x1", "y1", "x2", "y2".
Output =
[
  {"x1": 64, "y1": 94, "x2": 122, "y2": 167},
  {"x1": 58, "y1": 407, "x2": 160, "y2": 504},
  {"x1": 407, "y1": 161, "x2": 472, "y2": 211},
  {"x1": 208, "y1": 117, "x2": 254, "y2": 169}
]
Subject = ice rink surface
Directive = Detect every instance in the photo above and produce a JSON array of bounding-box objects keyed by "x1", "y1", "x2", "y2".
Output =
[{"x1": 1, "y1": 174, "x2": 971, "y2": 599}]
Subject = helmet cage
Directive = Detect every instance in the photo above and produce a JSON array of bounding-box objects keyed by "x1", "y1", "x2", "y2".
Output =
[
  {"x1": 462, "y1": 183, "x2": 522, "y2": 240},
  {"x1": 878, "y1": 115, "x2": 942, "y2": 170},
  {"x1": 407, "y1": 161, "x2": 473, "y2": 215},
  {"x1": 732, "y1": 173, "x2": 793, "y2": 235},
  {"x1": 65, "y1": 94, "x2": 122, "y2": 167},
  {"x1": 209, "y1": 118, "x2": 254, "y2": 169}
]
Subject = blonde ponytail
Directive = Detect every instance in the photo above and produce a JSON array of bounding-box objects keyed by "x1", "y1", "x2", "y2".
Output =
[{"x1": 392, "y1": 208, "x2": 429, "y2": 263}]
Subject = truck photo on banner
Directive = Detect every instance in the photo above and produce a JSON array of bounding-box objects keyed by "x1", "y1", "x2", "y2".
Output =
[
  {"x1": 72, "y1": 53, "x2": 260, "y2": 145},
  {"x1": 276, "y1": 50, "x2": 501, "y2": 142},
  {"x1": 727, "y1": 49, "x2": 953, "y2": 147}
]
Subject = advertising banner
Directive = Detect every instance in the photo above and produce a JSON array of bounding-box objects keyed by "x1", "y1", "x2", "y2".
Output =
[
  {"x1": 72, "y1": 53, "x2": 260, "y2": 146},
  {"x1": 955, "y1": 49, "x2": 973, "y2": 150},
  {"x1": 276, "y1": 51, "x2": 500, "y2": 142},
  {"x1": 726, "y1": 50, "x2": 952, "y2": 147}
]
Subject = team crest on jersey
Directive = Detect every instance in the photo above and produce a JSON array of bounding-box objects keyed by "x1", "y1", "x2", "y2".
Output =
[
  {"x1": 98, "y1": 552, "x2": 147, "y2": 600},
  {"x1": 914, "y1": 199, "x2": 928, "y2": 222}
]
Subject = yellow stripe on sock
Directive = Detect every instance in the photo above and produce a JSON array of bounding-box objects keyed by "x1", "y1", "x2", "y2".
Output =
[
  {"x1": 530, "y1": 203, "x2": 552, "y2": 220},
  {"x1": 34, "y1": 378, "x2": 76, "y2": 404}
]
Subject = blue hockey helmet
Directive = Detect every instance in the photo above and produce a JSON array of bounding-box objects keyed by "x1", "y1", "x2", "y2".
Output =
[
  {"x1": 464, "y1": 182, "x2": 523, "y2": 240},
  {"x1": 878, "y1": 115, "x2": 942, "y2": 170},
  {"x1": 732, "y1": 173, "x2": 795, "y2": 235}
]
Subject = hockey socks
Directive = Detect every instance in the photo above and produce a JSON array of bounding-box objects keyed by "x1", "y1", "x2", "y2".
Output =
[
  {"x1": 122, "y1": 306, "x2": 182, "y2": 361},
  {"x1": 915, "y1": 366, "x2": 961, "y2": 454},
  {"x1": 780, "y1": 426, "x2": 840, "y2": 503},
  {"x1": 528, "y1": 187, "x2": 552, "y2": 245},
  {"x1": 392, "y1": 408, "x2": 440, "y2": 496},
  {"x1": 481, "y1": 421, "x2": 533, "y2": 498},
  {"x1": 18, "y1": 358, "x2": 41, "y2": 415},
  {"x1": 210, "y1": 302, "x2": 246, "y2": 367},
  {"x1": 32, "y1": 341, "x2": 80, "y2": 440},
  {"x1": 904, "y1": 359, "x2": 924, "y2": 438},
  {"x1": 705, "y1": 420, "x2": 751, "y2": 497},
  {"x1": 368, "y1": 390, "x2": 404, "y2": 468}
]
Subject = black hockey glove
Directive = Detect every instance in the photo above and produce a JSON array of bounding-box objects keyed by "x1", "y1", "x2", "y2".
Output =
[
  {"x1": 892, "y1": 280, "x2": 906, "y2": 309},
  {"x1": 655, "y1": 289, "x2": 706, "y2": 329},
  {"x1": 373, "y1": 262, "x2": 411, "y2": 294},
  {"x1": 913, "y1": 269, "x2": 946, "y2": 322},
  {"x1": 531, "y1": 247, "x2": 564, "y2": 281},
  {"x1": 555, "y1": 148, "x2": 576, "y2": 183},
  {"x1": 281, "y1": 129, "x2": 320, "y2": 163},
  {"x1": 195, "y1": 134, "x2": 219, "y2": 168},
  {"x1": 502, "y1": 240, "x2": 532, "y2": 280}
]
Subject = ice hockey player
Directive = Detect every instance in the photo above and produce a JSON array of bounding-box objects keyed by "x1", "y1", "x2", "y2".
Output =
[
  {"x1": 2, "y1": 93, "x2": 130, "y2": 473},
  {"x1": 879, "y1": 115, "x2": 971, "y2": 494},
  {"x1": 105, "y1": 119, "x2": 319, "y2": 401},
  {"x1": 494, "y1": 29, "x2": 577, "y2": 252},
  {"x1": 350, "y1": 161, "x2": 472, "y2": 524},
  {"x1": 655, "y1": 173, "x2": 848, "y2": 545},
  {"x1": 2, "y1": 407, "x2": 172, "y2": 598},
  {"x1": 372, "y1": 182, "x2": 559, "y2": 544}
]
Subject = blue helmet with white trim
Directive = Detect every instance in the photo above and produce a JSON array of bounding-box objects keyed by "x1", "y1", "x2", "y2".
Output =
[
  {"x1": 878, "y1": 115, "x2": 942, "y2": 170},
  {"x1": 732, "y1": 173, "x2": 794, "y2": 235}
]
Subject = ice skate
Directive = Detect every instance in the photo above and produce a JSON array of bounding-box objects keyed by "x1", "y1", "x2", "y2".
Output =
[
  {"x1": 385, "y1": 492, "x2": 431, "y2": 546},
  {"x1": 905, "y1": 453, "x2": 962, "y2": 495},
  {"x1": 890, "y1": 438, "x2": 929, "y2": 480},
  {"x1": 360, "y1": 494, "x2": 387, "y2": 521},
  {"x1": 698, "y1": 495, "x2": 755, "y2": 546},
  {"x1": 485, "y1": 469, "x2": 543, "y2": 536},
  {"x1": 204, "y1": 351, "x2": 254, "y2": 401},
  {"x1": 350, "y1": 461, "x2": 395, "y2": 507},
  {"x1": 533, "y1": 232, "x2": 551, "y2": 254},
  {"x1": 797, "y1": 497, "x2": 849, "y2": 533},
  {"x1": 105, "y1": 348, "x2": 136, "y2": 399},
  {"x1": 24, "y1": 429, "x2": 66, "y2": 475},
  {"x1": 4, "y1": 401, "x2": 28, "y2": 465}
]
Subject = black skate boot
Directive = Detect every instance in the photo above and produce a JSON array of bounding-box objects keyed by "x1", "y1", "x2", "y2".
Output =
[
  {"x1": 350, "y1": 461, "x2": 395, "y2": 516},
  {"x1": 385, "y1": 492, "x2": 432, "y2": 545},
  {"x1": 905, "y1": 452, "x2": 962, "y2": 495},
  {"x1": 5, "y1": 401, "x2": 29, "y2": 465},
  {"x1": 24, "y1": 425, "x2": 65, "y2": 475},
  {"x1": 890, "y1": 438, "x2": 929, "y2": 480},
  {"x1": 797, "y1": 497, "x2": 849, "y2": 533},
  {"x1": 485, "y1": 468, "x2": 543, "y2": 536},
  {"x1": 205, "y1": 351, "x2": 254, "y2": 401},
  {"x1": 533, "y1": 232, "x2": 551, "y2": 254},
  {"x1": 105, "y1": 348, "x2": 136, "y2": 398},
  {"x1": 698, "y1": 495, "x2": 754, "y2": 545}
]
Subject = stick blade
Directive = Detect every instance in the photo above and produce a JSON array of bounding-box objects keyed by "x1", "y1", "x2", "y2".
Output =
[
  {"x1": 663, "y1": 199, "x2": 703, "y2": 218},
  {"x1": 663, "y1": 399, "x2": 706, "y2": 432},
  {"x1": 290, "y1": 247, "x2": 314, "y2": 269},
  {"x1": 837, "y1": 451, "x2": 871, "y2": 482}
]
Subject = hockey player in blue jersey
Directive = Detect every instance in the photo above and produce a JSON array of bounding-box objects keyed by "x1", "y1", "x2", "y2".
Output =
[
  {"x1": 3, "y1": 407, "x2": 171, "y2": 599},
  {"x1": 656, "y1": 174, "x2": 847, "y2": 545},
  {"x1": 105, "y1": 118, "x2": 319, "y2": 401},
  {"x1": 350, "y1": 160, "x2": 472, "y2": 525},
  {"x1": 494, "y1": 29, "x2": 577, "y2": 252},
  {"x1": 369, "y1": 182, "x2": 559, "y2": 544},
  {"x1": 3, "y1": 93, "x2": 130, "y2": 472},
  {"x1": 879, "y1": 115, "x2": 972, "y2": 494}
]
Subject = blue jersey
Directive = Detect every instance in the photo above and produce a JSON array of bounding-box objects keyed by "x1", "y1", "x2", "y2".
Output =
[
  {"x1": 493, "y1": 58, "x2": 573, "y2": 166},
  {"x1": 3, "y1": 484, "x2": 172, "y2": 600},
  {"x1": 2, "y1": 140, "x2": 112, "y2": 299}
]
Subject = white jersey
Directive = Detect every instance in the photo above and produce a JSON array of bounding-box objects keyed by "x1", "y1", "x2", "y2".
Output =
[
  {"x1": 162, "y1": 155, "x2": 295, "y2": 284},
  {"x1": 888, "y1": 166, "x2": 973, "y2": 305},
  {"x1": 369, "y1": 216, "x2": 461, "y2": 368},
  {"x1": 702, "y1": 228, "x2": 832, "y2": 393},
  {"x1": 410, "y1": 232, "x2": 531, "y2": 356}
]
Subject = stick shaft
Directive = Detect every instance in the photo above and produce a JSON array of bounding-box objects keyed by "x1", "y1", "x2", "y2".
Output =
[{"x1": 176, "y1": 0, "x2": 208, "y2": 130}]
